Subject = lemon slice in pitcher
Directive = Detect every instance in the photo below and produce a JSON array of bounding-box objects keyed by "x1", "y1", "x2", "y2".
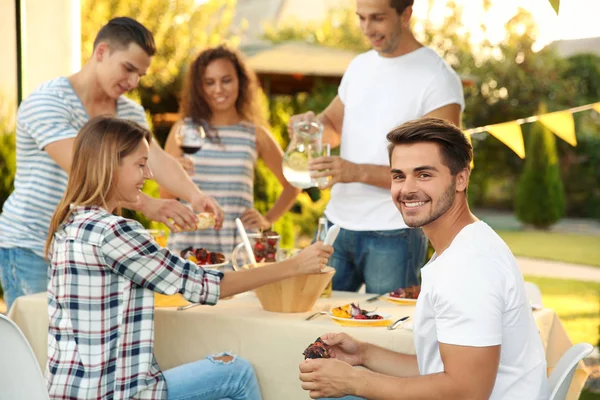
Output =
[{"x1": 287, "y1": 152, "x2": 308, "y2": 170}]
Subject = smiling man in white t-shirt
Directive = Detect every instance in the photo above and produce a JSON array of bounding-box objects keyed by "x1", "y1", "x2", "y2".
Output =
[
  {"x1": 289, "y1": 0, "x2": 464, "y2": 294},
  {"x1": 299, "y1": 118, "x2": 547, "y2": 400}
]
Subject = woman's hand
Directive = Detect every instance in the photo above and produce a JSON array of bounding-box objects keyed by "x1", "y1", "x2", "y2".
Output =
[
  {"x1": 293, "y1": 242, "x2": 334, "y2": 274},
  {"x1": 190, "y1": 193, "x2": 224, "y2": 230},
  {"x1": 241, "y1": 208, "x2": 271, "y2": 231}
]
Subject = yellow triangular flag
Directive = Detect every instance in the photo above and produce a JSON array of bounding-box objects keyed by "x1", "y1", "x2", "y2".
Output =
[
  {"x1": 592, "y1": 102, "x2": 600, "y2": 115},
  {"x1": 486, "y1": 122, "x2": 525, "y2": 159},
  {"x1": 538, "y1": 111, "x2": 577, "y2": 146}
]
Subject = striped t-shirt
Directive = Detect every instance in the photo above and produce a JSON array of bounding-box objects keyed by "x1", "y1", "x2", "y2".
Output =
[
  {"x1": 0, "y1": 77, "x2": 147, "y2": 258},
  {"x1": 167, "y1": 122, "x2": 257, "y2": 254}
]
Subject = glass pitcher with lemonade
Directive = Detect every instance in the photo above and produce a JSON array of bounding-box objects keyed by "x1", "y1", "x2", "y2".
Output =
[{"x1": 282, "y1": 120, "x2": 324, "y2": 189}]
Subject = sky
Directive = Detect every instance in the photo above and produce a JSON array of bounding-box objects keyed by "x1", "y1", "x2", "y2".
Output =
[{"x1": 411, "y1": 0, "x2": 600, "y2": 50}]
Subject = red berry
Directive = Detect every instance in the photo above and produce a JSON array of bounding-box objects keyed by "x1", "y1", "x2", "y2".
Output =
[
  {"x1": 254, "y1": 243, "x2": 266, "y2": 252},
  {"x1": 195, "y1": 248, "x2": 209, "y2": 262},
  {"x1": 267, "y1": 239, "x2": 278, "y2": 246}
]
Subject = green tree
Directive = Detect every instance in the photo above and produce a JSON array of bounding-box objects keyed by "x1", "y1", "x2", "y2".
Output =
[
  {"x1": 555, "y1": 54, "x2": 600, "y2": 219},
  {"x1": 515, "y1": 111, "x2": 565, "y2": 229}
]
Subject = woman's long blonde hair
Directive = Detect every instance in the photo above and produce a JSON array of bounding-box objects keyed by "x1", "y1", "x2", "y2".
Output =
[{"x1": 44, "y1": 116, "x2": 152, "y2": 258}]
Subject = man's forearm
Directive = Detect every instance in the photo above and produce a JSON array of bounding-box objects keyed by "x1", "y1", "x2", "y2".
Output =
[
  {"x1": 353, "y1": 369, "x2": 463, "y2": 400},
  {"x1": 354, "y1": 164, "x2": 391, "y2": 189},
  {"x1": 317, "y1": 112, "x2": 341, "y2": 148},
  {"x1": 149, "y1": 143, "x2": 202, "y2": 203},
  {"x1": 361, "y1": 342, "x2": 420, "y2": 377},
  {"x1": 120, "y1": 192, "x2": 150, "y2": 213}
]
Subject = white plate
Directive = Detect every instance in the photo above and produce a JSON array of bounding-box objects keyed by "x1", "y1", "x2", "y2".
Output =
[
  {"x1": 200, "y1": 260, "x2": 229, "y2": 270},
  {"x1": 382, "y1": 294, "x2": 418, "y2": 305},
  {"x1": 328, "y1": 311, "x2": 392, "y2": 324}
]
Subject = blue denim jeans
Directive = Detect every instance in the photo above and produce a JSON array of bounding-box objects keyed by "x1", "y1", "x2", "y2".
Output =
[
  {"x1": 321, "y1": 219, "x2": 427, "y2": 294},
  {"x1": 163, "y1": 352, "x2": 262, "y2": 400},
  {"x1": 0, "y1": 247, "x2": 49, "y2": 311}
]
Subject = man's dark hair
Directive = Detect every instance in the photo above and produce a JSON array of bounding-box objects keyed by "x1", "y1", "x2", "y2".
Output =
[
  {"x1": 390, "y1": 0, "x2": 414, "y2": 14},
  {"x1": 387, "y1": 118, "x2": 473, "y2": 175},
  {"x1": 93, "y1": 17, "x2": 156, "y2": 56}
]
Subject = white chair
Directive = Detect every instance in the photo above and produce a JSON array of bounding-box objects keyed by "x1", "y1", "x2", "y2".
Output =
[
  {"x1": 547, "y1": 342, "x2": 594, "y2": 400},
  {"x1": 524, "y1": 281, "x2": 544, "y2": 309},
  {"x1": 0, "y1": 313, "x2": 49, "y2": 399}
]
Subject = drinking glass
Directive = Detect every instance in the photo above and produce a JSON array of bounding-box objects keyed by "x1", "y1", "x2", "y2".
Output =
[
  {"x1": 310, "y1": 143, "x2": 331, "y2": 189},
  {"x1": 177, "y1": 118, "x2": 205, "y2": 156}
]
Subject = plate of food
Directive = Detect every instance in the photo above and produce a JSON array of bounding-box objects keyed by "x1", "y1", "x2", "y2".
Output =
[
  {"x1": 382, "y1": 285, "x2": 421, "y2": 305},
  {"x1": 328, "y1": 303, "x2": 392, "y2": 327},
  {"x1": 180, "y1": 247, "x2": 228, "y2": 269}
]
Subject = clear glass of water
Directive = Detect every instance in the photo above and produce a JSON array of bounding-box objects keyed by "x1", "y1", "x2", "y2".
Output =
[{"x1": 310, "y1": 143, "x2": 331, "y2": 188}]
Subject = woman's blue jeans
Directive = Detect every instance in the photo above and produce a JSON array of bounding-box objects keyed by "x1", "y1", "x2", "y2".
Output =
[{"x1": 163, "y1": 353, "x2": 261, "y2": 400}]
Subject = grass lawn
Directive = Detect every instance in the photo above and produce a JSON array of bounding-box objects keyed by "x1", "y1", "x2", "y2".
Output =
[
  {"x1": 524, "y1": 276, "x2": 599, "y2": 346},
  {"x1": 580, "y1": 390, "x2": 600, "y2": 399},
  {"x1": 525, "y1": 276, "x2": 599, "y2": 399},
  {"x1": 498, "y1": 230, "x2": 600, "y2": 267}
]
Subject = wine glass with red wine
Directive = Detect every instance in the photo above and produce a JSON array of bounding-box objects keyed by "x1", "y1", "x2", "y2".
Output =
[{"x1": 177, "y1": 118, "x2": 205, "y2": 156}]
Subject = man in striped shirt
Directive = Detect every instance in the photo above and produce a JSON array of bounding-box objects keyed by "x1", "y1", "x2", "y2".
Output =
[{"x1": 0, "y1": 17, "x2": 223, "y2": 310}]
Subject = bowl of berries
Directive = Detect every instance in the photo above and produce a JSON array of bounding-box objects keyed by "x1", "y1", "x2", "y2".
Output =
[
  {"x1": 180, "y1": 247, "x2": 227, "y2": 269},
  {"x1": 231, "y1": 230, "x2": 280, "y2": 270}
]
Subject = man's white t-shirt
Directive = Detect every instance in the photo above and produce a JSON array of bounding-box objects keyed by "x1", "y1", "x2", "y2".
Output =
[
  {"x1": 413, "y1": 221, "x2": 548, "y2": 399},
  {"x1": 325, "y1": 47, "x2": 465, "y2": 231}
]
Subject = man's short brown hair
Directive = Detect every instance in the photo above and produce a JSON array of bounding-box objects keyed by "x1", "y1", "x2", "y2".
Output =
[
  {"x1": 386, "y1": 118, "x2": 473, "y2": 175},
  {"x1": 93, "y1": 17, "x2": 156, "y2": 56},
  {"x1": 390, "y1": 0, "x2": 414, "y2": 14}
]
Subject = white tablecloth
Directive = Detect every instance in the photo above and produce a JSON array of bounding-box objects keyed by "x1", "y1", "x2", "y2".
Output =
[{"x1": 9, "y1": 291, "x2": 588, "y2": 400}]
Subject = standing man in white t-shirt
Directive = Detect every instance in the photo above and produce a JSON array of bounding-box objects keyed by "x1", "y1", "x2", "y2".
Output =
[
  {"x1": 0, "y1": 17, "x2": 224, "y2": 310},
  {"x1": 289, "y1": 0, "x2": 464, "y2": 294},
  {"x1": 298, "y1": 118, "x2": 547, "y2": 400}
]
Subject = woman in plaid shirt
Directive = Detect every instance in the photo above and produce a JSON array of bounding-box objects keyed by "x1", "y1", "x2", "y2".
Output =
[{"x1": 44, "y1": 116, "x2": 333, "y2": 399}]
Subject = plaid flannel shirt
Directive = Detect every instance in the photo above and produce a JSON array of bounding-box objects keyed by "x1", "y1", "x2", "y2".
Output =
[{"x1": 46, "y1": 206, "x2": 222, "y2": 399}]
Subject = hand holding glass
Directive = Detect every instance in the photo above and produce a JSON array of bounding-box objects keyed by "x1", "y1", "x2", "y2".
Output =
[{"x1": 310, "y1": 143, "x2": 331, "y2": 188}]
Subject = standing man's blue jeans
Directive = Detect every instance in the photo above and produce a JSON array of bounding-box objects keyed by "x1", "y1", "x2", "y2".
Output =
[
  {"x1": 163, "y1": 352, "x2": 261, "y2": 399},
  {"x1": 322, "y1": 219, "x2": 428, "y2": 294},
  {"x1": 0, "y1": 247, "x2": 49, "y2": 311}
]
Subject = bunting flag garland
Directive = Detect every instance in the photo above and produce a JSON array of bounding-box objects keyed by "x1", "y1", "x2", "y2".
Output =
[
  {"x1": 486, "y1": 122, "x2": 525, "y2": 159},
  {"x1": 538, "y1": 111, "x2": 577, "y2": 146},
  {"x1": 464, "y1": 102, "x2": 599, "y2": 158}
]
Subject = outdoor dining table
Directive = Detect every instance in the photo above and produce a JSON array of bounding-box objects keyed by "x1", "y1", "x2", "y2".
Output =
[{"x1": 9, "y1": 290, "x2": 588, "y2": 400}]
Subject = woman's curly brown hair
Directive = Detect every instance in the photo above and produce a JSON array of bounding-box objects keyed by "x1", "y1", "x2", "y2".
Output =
[{"x1": 180, "y1": 45, "x2": 263, "y2": 139}]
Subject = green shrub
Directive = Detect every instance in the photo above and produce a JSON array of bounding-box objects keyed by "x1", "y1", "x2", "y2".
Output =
[
  {"x1": 0, "y1": 116, "x2": 16, "y2": 210},
  {"x1": 515, "y1": 114, "x2": 565, "y2": 229},
  {"x1": 559, "y1": 131, "x2": 600, "y2": 219}
]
